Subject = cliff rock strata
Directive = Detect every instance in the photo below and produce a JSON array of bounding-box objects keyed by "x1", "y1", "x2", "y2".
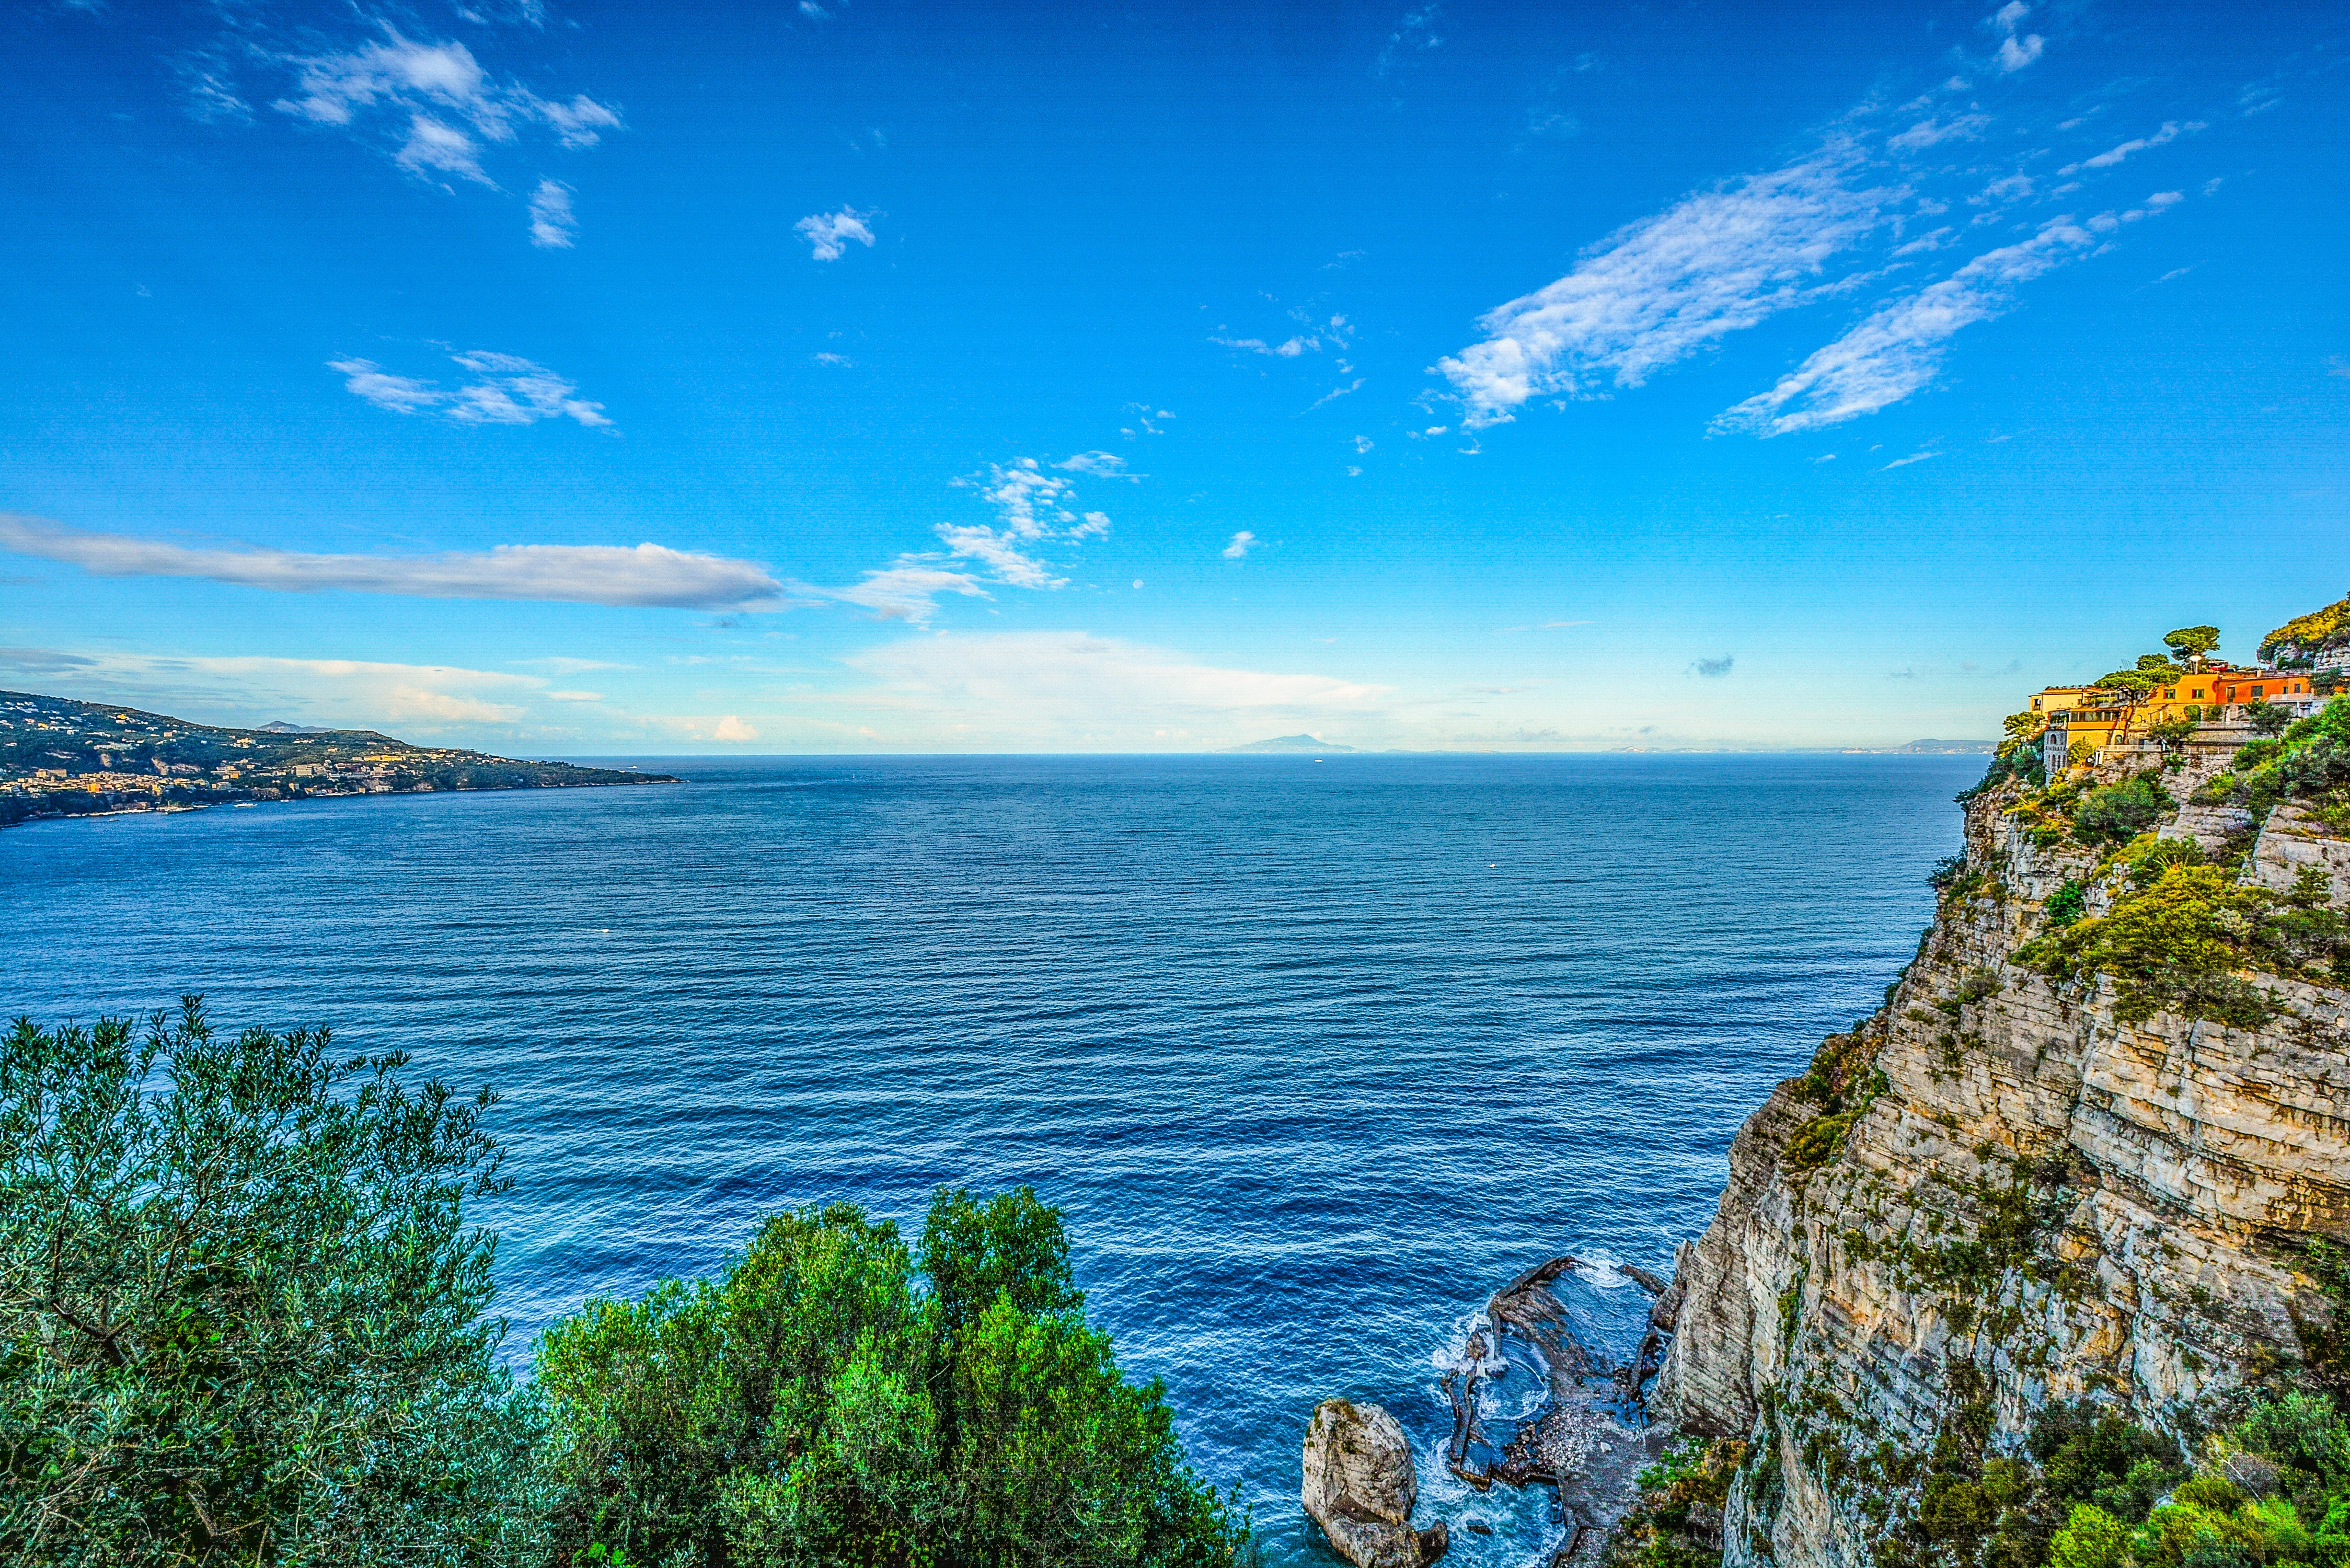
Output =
[{"x1": 1653, "y1": 737, "x2": 2350, "y2": 1568}]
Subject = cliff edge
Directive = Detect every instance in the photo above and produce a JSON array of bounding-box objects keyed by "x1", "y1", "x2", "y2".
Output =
[{"x1": 1650, "y1": 699, "x2": 2350, "y2": 1567}]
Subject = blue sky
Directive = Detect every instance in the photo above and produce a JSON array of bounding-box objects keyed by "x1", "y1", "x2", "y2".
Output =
[{"x1": 3, "y1": 0, "x2": 2344, "y2": 751}]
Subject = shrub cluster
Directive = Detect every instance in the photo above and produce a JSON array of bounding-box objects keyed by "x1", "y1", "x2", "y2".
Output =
[
  {"x1": 2013, "y1": 864, "x2": 2346, "y2": 1024},
  {"x1": 2194, "y1": 699, "x2": 2350, "y2": 823},
  {"x1": 0, "y1": 1003, "x2": 1250, "y2": 1568}
]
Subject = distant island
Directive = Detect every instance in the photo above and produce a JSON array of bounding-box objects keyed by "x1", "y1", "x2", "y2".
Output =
[
  {"x1": 1844, "y1": 737, "x2": 1997, "y2": 754},
  {"x1": 0, "y1": 690, "x2": 677, "y2": 830},
  {"x1": 1225, "y1": 733, "x2": 1357, "y2": 753}
]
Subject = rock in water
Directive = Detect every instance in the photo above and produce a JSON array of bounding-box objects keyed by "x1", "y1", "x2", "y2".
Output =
[{"x1": 1301, "y1": 1398, "x2": 1449, "y2": 1568}]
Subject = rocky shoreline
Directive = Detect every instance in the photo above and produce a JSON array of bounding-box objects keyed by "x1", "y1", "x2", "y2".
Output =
[{"x1": 1307, "y1": 1254, "x2": 1687, "y2": 1566}]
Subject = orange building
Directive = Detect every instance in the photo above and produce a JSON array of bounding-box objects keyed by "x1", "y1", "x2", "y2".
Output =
[{"x1": 2205, "y1": 669, "x2": 2316, "y2": 708}]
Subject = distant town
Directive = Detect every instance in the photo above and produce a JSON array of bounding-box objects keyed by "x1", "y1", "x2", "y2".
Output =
[{"x1": 0, "y1": 691, "x2": 675, "y2": 829}]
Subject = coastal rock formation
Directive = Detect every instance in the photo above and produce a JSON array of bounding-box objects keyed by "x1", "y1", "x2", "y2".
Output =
[
  {"x1": 1653, "y1": 728, "x2": 2350, "y2": 1567},
  {"x1": 1302, "y1": 1398, "x2": 1450, "y2": 1568}
]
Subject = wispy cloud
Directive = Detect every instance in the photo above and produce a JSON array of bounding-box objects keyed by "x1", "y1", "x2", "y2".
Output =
[
  {"x1": 1306, "y1": 379, "x2": 1366, "y2": 409},
  {"x1": 2059, "y1": 119, "x2": 2204, "y2": 176},
  {"x1": 846, "y1": 632, "x2": 1389, "y2": 743},
  {"x1": 1714, "y1": 215, "x2": 2104, "y2": 435},
  {"x1": 814, "y1": 566, "x2": 989, "y2": 623},
  {"x1": 1988, "y1": 2, "x2": 2044, "y2": 73},
  {"x1": 0, "y1": 516, "x2": 785, "y2": 610},
  {"x1": 1879, "y1": 448, "x2": 1941, "y2": 470},
  {"x1": 267, "y1": 29, "x2": 620, "y2": 198},
  {"x1": 1222, "y1": 531, "x2": 1257, "y2": 560},
  {"x1": 1375, "y1": 3, "x2": 1443, "y2": 77},
  {"x1": 1434, "y1": 16, "x2": 2216, "y2": 440},
  {"x1": 1214, "y1": 333, "x2": 1316, "y2": 358},
  {"x1": 1435, "y1": 140, "x2": 1893, "y2": 427},
  {"x1": 1689, "y1": 655, "x2": 1735, "y2": 678},
  {"x1": 0, "y1": 646, "x2": 549, "y2": 732},
  {"x1": 809, "y1": 453, "x2": 1124, "y2": 622},
  {"x1": 1054, "y1": 451, "x2": 1135, "y2": 477},
  {"x1": 527, "y1": 179, "x2": 577, "y2": 247},
  {"x1": 330, "y1": 350, "x2": 610, "y2": 427},
  {"x1": 796, "y1": 206, "x2": 878, "y2": 261}
]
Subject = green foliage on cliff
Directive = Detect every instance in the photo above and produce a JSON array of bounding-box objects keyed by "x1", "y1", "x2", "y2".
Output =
[
  {"x1": 2260, "y1": 595, "x2": 2350, "y2": 664},
  {"x1": 2193, "y1": 698, "x2": 2350, "y2": 821},
  {"x1": 1869, "y1": 1394, "x2": 2188, "y2": 1568},
  {"x1": 2073, "y1": 775, "x2": 2177, "y2": 847},
  {"x1": 537, "y1": 1187, "x2": 1248, "y2": 1568},
  {"x1": 2, "y1": 1003, "x2": 1247, "y2": 1568},
  {"x1": 0, "y1": 1000, "x2": 548, "y2": 1565},
  {"x1": 1602, "y1": 1438, "x2": 1746, "y2": 1568},
  {"x1": 1782, "y1": 1029, "x2": 1890, "y2": 1174},
  {"x1": 2012, "y1": 864, "x2": 2348, "y2": 1025}
]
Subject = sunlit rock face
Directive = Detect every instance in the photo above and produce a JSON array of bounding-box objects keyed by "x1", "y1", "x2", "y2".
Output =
[
  {"x1": 1654, "y1": 738, "x2": 2350, "y2": 1568},
  {"x1": 1302, "y1": 1398, "x2": 1451, "y2": 1568}
]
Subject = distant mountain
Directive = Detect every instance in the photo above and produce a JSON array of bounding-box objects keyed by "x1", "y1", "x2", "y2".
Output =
[
  {"x1": 1225, "y1": 734, "x2": 1356, "y2": 753},
  {"x1": 1861, "y1": 739, "x2": 1997, "y2": 754},
  {"x1": 257, "y1": 720, "x2": 332, "y2": 734}
]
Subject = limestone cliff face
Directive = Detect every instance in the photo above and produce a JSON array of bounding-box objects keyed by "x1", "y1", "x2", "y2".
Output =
[{"x1": 1653, "y1": 738, "x2": 2350, "y2": 1567}]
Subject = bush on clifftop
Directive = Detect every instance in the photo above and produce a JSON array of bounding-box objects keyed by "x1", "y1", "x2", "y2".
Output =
[
  {"x1": 0, "y1": 1002, "x2": 1248, "y2": 1568},
  {"x1": 537, "y1": 1186, "x2": 1249, "y2": 1568},
  {"x1": 0, "y1": 1000, "x2": 547, "y2": 1566}
]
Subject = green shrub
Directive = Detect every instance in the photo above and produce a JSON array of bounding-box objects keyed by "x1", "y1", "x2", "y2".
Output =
[
  {"x1": 2013, "y1": 864, "x2": 2324, "y2": 1025},
  {"x1": 2248, "y1": 701, "x2": 2292, "y2": 736},
  {"x1": 0, "y1": 1001, "x2": 546, "y2": 1566},
  {"x1": 2075, "y1": 774, "x2": 2177, "y2": 846},
  {"x1": 536, "y1": 1187, "x2": 1248, "y2": 1568},
  {"x1": 2046, "y1": 881, "x2": 2088, "y2": 927}
]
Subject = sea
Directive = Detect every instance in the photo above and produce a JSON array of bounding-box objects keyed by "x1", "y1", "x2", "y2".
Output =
[{"x1": 3, "y1": 752, "x2": 1976, "y2": 1564}]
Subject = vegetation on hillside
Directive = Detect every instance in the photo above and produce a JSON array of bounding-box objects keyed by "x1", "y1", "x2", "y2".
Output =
[
  {"x1": 2193, "y1": 697, "x2": 2350, "y2": 827},
  {"x1": 2013, "y1": 861, "x2": 2345, "y2": 1023},
  {"x1": 0, "y1": 1002, "x2": 1248, "y2": 1568},
  {"x1": 2260, "y1": 595, "x2": 2350, "y2": 665},
  {"x1": 1614, "y1": 1391, "x2": 2350, "y2": 1568}
]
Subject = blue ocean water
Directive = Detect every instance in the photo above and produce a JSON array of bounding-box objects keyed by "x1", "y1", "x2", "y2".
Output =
[{"x1": 3, "y1": 753, "x2": 1974, "y2": 1563}]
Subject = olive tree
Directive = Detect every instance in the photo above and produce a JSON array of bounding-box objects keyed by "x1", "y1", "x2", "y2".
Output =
[{"x1": 0, "y1": 1000, "x2": 545, "y2": 1566}]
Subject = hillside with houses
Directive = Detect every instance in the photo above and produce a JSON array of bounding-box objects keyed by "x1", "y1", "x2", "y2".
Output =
[{"x1": 2005, "y1": 595, "x2": 2347, "y2": 782}]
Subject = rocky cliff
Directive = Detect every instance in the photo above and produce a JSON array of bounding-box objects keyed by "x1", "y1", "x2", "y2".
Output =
[{"x1": 1651, "y1": 724, "x2": 2350, "y2": 1567}]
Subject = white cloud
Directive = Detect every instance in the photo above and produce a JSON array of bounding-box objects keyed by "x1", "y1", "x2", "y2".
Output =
[
  {"x1": 712, "y1": 716, "x2": 757, "y2": 741},
  {"x1": 1054, "y1": 451, "x2": 1133, "y2": 476},
  {"x1": 811, "y1": 451, "x2": 1127, "y2": 622},
  {"x1": 1375, "y1": 3, "x2": 1443, "y2": 77},
  {"x1": 1435, "y1": 140, "x2": 1893, "y2": 427},
  {"x1": 546, "y1": 689, "x2": 604, "y2": 701},
  {"x1": 2061, "y1": 120, "x2": 2204, "y2": 176},
  {"x1": 1890, "y1": 113, "x2": 1989, "y2": 151},
  {"x1": 796, "y1": 207, "x2": 878, "y2": 261},
  {"x1": 1713, "y1": 216, "x2": 2107, "y2": 434},
  {"x1": 1352, "y1": 434, "x2": 1375, "y2": 453},
  {"x1": 1214, "y1": 334, "x2": 1317, "y2": 358},
  {"x1": 1, "y1": 647, "x2": 547, "y2": 733},
  {"x1": 1223, "y1": 531, "x2": 1257, "y2": 560},
  {"x1": 330, "y1": 350, "x2": 610, "y2": 427},
  {"x1": 819, "y1": 564, "x2": 989, "y2": 622},
  {"x1": 269, "y1": 30, "x2": 620, "y2": 201},
  {"x1": 0, "y1": 515, "x2": 786, "y2": 610},
  {"x1": 812, "y1": 351, "x2": 853, "y2": 366},
  {"x1": 512, "y1": 656, "x2": 633, "y2": 673},
  {"x1": 527, "y1": 179, "x2": 577, "y2": 247},
  {"x1": 845, "y1": 632, "x2": 1389, "y2": 739},
  {"x1": 1988, "y1": 3, "x2": 2044, "y2": 72},
  {"x1": 1307, "y1": 378, "x2": 1366, "y2": 409},
  {"x1": 1879, "y1": 449, "x2": 1941, "y2": 469}
]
